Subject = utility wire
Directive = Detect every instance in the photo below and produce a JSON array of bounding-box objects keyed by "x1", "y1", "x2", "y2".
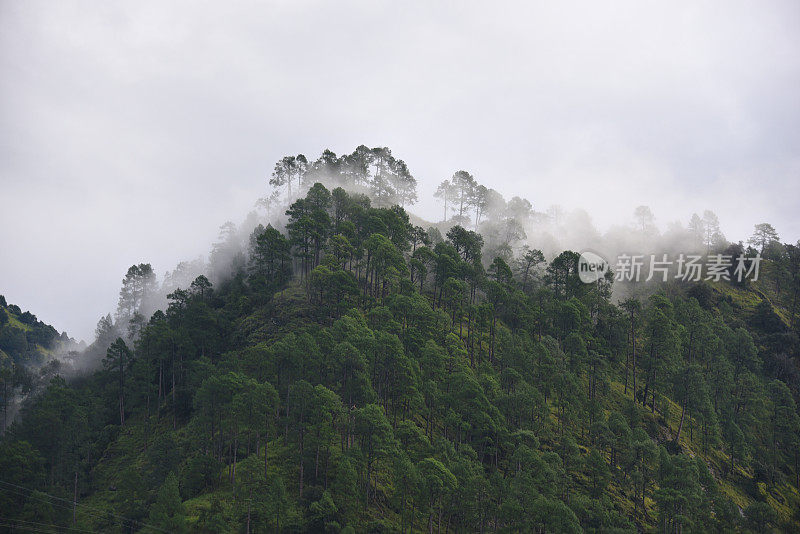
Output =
[
  {"x1": 0, "y1": 485, "x2": 117, "y2": 528},
  {"x1": 0, "y1": 479, "x2": 172, "y2": 534},
  {"x1": 0, "y1": 516, "x2": 97, "y2": 533}
]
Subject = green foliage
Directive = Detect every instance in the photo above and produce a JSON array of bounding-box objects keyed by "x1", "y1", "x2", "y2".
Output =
[
  {"x1": 146, "y1": 473, "x2": 187, "y2": 533},
  {"x1": 1, "y1": 185, "x2": 799, "y2": 533}
]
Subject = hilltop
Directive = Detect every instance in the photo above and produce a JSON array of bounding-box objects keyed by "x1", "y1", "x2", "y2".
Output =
[{"x1": 0, "y1": 180, "x2": 798, "y2": 533}]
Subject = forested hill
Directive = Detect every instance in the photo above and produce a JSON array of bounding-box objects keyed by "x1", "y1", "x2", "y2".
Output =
[
  {"x1": 1, "y1": 181, "x2": 800, "y2": 533},
  {"x1": 0, "y1": 296, "x2": 82, "y2": 434}
]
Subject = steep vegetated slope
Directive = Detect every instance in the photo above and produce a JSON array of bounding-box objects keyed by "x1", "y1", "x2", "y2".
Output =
[
  {"x1": 0, "y1": 296, "x2": 82, "y2": 435},
  {"x1": 1, "y1": 150, "x2": 799, "y2": 533}
]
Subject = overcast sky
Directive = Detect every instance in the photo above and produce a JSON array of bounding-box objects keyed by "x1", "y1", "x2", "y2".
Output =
[{"x1": 1, "y1": 1, "x2": 799, "y2": 341}]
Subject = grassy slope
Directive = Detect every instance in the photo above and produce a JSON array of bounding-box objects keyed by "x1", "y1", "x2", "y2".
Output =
[
  {"x1": 3, "y1": 306, "x2": 32, "y2": 332},
  {"x1": 1, "y1": 304, "x2": 58, "y2": 359}
]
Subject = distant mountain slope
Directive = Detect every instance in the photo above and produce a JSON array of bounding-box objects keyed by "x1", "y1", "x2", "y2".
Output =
[{"x1": 0, "y1": 295, "x2": 83, "y2": 433}]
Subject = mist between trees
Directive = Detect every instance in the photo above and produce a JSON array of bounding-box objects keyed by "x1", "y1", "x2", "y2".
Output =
[
  {"x1": 39, "y1": 146, "x2": 796, "y2": 376},
  {"x1": 2, "y1": 145, "x2": 800, "y2": 532}
]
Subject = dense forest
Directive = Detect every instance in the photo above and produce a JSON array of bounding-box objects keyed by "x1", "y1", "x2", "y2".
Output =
[{"x1": 1, "y1": 146, "x2": 800, "y2": 533}]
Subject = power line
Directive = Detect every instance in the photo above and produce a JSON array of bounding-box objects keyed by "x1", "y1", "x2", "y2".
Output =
[
  {"x1": 0, "y1": 484, "x2": 117, "y2": 528},
  {"x1": 1, "y1": 517, "x2": 96, "y2": 533},
  {"x1": 0, "y1": 479, "x2": 172, "y2": 534},
  {"x1": 0, "y1": 481, "x2": 140, "y2": 530},
  {"x1": 0, "y1": 482, "x2": 137, "y2": 531}
]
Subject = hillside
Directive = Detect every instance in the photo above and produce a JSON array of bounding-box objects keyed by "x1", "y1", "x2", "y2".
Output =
[
  {"x1": 0, "y1": 296, "x2": 83, "y2": 434},
  {"x1": 1, "y1": 184, "x2": 799, "y2": 533}
]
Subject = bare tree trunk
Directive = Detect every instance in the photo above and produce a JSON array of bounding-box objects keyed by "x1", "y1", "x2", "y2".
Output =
[
  {"x1": 73, "y1": 470, "x2": 78, "y2": 525},
  {"x1": 232, "y1": 437, "x2": 238, "y2": 490},
  {"x1": 631, "y1": 318, "x2": 637, "y2": 401},
  {"x1": 2, "y1": 380, "x2": 7, "y2": 433},
  {"x1": 246, "y1": 487, "x2": 252, "y2": 534},
  {"x1": 172, "y1": 354, "x2": 176, "y2": 429},
  {"x1": 675, "y1": 397, "x2": 686, "y2": 443}
]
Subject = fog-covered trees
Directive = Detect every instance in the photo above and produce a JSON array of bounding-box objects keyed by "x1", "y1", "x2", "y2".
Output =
[
  {"x1": 117, "y1": 264, "x2": 157, "y2": 330},
  {"x1": 749, "y1": 222, "x2": 780, "y2": 253},
  {"x1": 434, "y1": 179, "x2": 455, "y2": 222},
  {"x1": 270, "y1": 154, "x2": 308, "y2": 201},
  {"x1": 2, "y1": 156, "x2": 798, "y2": 533},
  {"x1": 449, "y1": 170, "x2": 476, "y2": 225},
  {"x1": 702, "y1": 210, "x2": 724, "y2": 251},
  {"x1": 268, "y1": 146, "x2": 419, "y2": 212},
  {"x1": 634, "y1": 205, "x2": 657, "y2": 236}
]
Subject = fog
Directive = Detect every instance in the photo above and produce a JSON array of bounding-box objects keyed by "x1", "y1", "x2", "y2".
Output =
[{"x1": 1, "y1": 1, "x2": 799, "y2": 341}]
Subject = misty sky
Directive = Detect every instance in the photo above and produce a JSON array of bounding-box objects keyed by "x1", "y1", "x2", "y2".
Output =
[{"x1": 1, "y1": 1, "x2": 799, "y2": 341}]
